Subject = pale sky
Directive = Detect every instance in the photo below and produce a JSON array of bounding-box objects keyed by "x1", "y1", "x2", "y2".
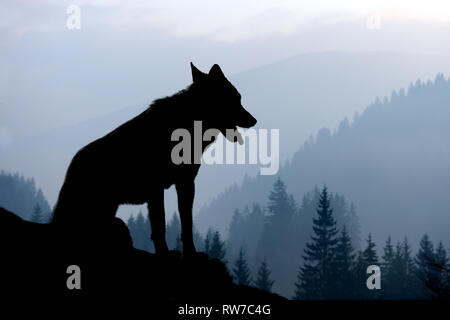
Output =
[
  {"x1": 2, "y1": 0, "x2": 450, "y2": 135},
  {"x1": 3, "y1": 1, "x2": 450, "y2": 41}
]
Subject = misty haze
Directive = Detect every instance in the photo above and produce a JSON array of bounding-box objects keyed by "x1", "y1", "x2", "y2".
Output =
[{"x1": 1, "y1": 0, "x2": 450, "y2": 302}]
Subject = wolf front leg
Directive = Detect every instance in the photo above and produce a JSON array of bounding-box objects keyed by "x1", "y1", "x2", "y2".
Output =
[
  {"x1": 176, "y1": 180, "x2": 197, "y2": 255},
  {"x1": 147, "y1": 188, "x2": 169, "y2": 253}
]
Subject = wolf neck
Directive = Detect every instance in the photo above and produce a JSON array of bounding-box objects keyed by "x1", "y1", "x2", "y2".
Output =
[
  {"x1": 147, "y1": 85, "x2": 220, "y2": 153},
  {"x1": 148, "y1": 84, "x2": 214, "y2": 130}
]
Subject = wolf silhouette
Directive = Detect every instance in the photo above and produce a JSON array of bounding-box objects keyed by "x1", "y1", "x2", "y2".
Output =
[{"x1": 51, "y1": 63, "x2": 257, "y2": 255}]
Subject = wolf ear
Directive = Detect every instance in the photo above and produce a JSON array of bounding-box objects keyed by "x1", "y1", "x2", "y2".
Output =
[
  {"x1": 209, "y1": 64, "x2": 225, "y2": 79},
  {"x1": 191, "y1": 62, "x2": 207, "y2": 83}
]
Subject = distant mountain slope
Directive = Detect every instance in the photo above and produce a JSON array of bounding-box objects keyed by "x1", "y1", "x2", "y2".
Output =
[
  {"x1": 232, "y1": 51, "x2": 450, "y2": 159},
  {"x1": 0, "y1": 171, "x2": 51, "y2": 219},
  {"x1": 196, "y1": 74, "x2": 450, "y2": 248}
]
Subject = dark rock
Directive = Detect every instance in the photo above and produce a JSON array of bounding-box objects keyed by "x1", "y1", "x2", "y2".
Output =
[{"x1": 0, "y1": 206, "x2": 285, "y2": 305}]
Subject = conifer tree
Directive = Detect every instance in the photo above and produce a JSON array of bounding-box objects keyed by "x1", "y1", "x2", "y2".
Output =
[
  {"x1": 402, "y1": 238, "x2": 416, "y2": 276},
  {"x1": 205, "y1": 230, "x2": 227, "y2": 265},
  {"x1": 382, "y1": 236, "x2": 395, "y2": 268},
  {"x1": 166, "y1": 212, "x2": 181, "y2": 249},
  {"x1": 294, "y1": 186, "x2": 338, "y2": 299},
  {"x1": 435, "y1": 241, "x2": 449, "y2": 270},
  {"x1": 44, "y1": 211, "x2": 53, "y2": 223},
  {"x1": 254, "y1": 259, "x2": 275, "y2": 292},
  {"x1": 390, "y1": 241, "x2": 406, "y2": 297},
  {"x1": 175, "y1": 234, "x2": 183, "y2": 252},
  {"x1": 352, "y1": 251, "x2": 368, "y2": 299},
  {"x1": 361, "y1": 234, "x2": 379, "y2": 299},
  {"x1": 204, "y1": 228, "x2": 213, "y2": 254},
  {"x1": 415, "y1": 234, "x2": 435, "y2": 298},
  {"x1": 344, "y1": 203, "x2": 361, "y2": 250},
  {"x1": 229, "y1": 209, "x2": 242, "y2": 239},
  {"x1": 362, "y1": 233, "x2": 378, "y2": 265},
  {"x1": 134, "y1": 211, "x2": 152, "y2": 252},
  {"x1": 233, "y1": 246, "x2": 252, "y2": 286},
  {"x1": 430, "y1": 241, "x2": 450, "y2": 299},
  {"x1": 333, "y1": 226, "x2": 355, "y2": 299},
  {"x1": 30, "y1": 204, "x2": 44, "y2": 223},
  {"x1": 126, "y1": 215, "x2": 136, "y2": 246},
  {"x1": 127, "y1": 215, "x2": 135, "y2": 233},
  {"x1": 293, "y1": 261, "x2": 318, "y2": 300},
  {"x1": 400, "y1": 238, "x2": 418, "y2": 298},
  {"x1": 388, "y1": 240, "x2": 416, "y2": 299},
  {"x1": 193, "y1": 228, "x2": 204, "y2": 252},
  {"x1": 258, "y1": 178, "x2": 297, "y2": 295},
  {"x1": 266, "y1": 178, "x2": 297, "y2": 230},
  {"x1": 381, "y1": 236, "x2": 396, "y2": 298}
]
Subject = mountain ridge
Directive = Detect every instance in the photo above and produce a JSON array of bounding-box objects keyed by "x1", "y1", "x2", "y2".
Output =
[{"x1": 196, "y1": 73, "x2": 450, "y2": 248}]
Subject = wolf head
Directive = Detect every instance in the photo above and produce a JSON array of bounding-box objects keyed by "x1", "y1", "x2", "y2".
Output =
[{"x1": 190, "y1": 63, "x2": 257, "y2": 144}]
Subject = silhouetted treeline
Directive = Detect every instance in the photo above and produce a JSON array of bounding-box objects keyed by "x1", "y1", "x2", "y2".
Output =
[
  {"x1": 226, "y1": 178, "x2": 361, "y2": 296},
  {"x1": 125, "y1": 178, "x2": 448, "y2": 299},
  {"x1": 0, "y1": 171, "x2": 52, "y2": 221},
  {"x1": 293, "y1": 186, "x2": 449, "y2": 300},
  {"x1": 230, "y1": 182, "x2": 449, "y2": 299}
]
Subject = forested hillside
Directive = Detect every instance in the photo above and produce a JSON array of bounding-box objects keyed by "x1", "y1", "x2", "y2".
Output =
[{"x1": 0, "y1": 171, "x2": 51, "y2": 220}]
